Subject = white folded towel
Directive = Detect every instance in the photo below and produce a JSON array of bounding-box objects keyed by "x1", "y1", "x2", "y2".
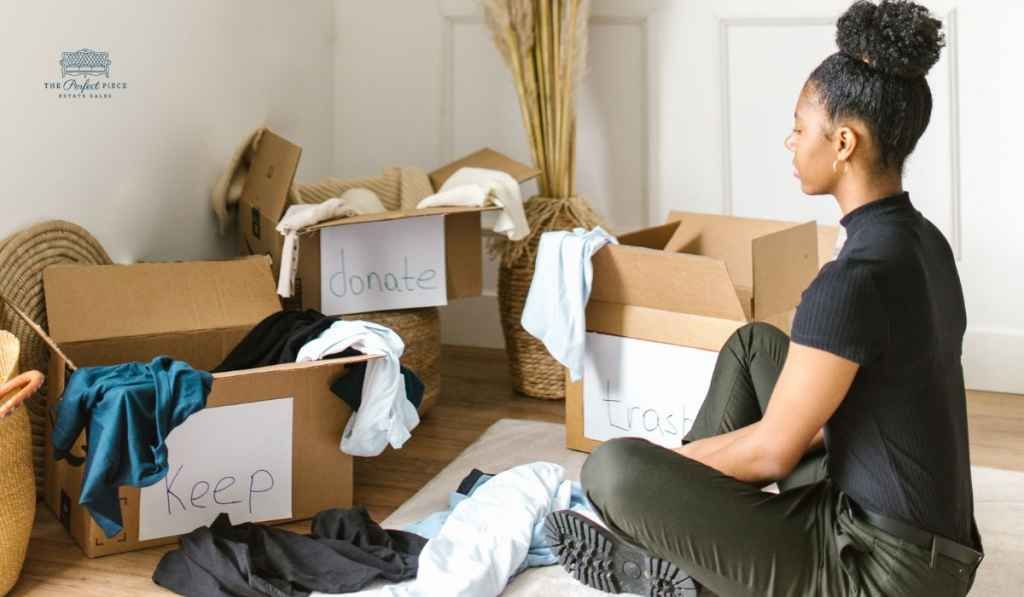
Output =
[
  {"x1": 416, "y1": 167, "x2": 530, "y2": 241},
  {"x1": 276, "y1": 189, "x2": 385, "y2": 297}
]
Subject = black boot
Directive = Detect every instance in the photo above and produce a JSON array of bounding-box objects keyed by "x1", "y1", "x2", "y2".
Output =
[{"x1": 545, "y1": 510, "x2": 701, "y2": 596}]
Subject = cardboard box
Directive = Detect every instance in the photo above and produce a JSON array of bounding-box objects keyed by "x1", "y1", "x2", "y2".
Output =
[
  {"x1": 39, "y1": 256, "x2": 375, "y2": 557},
  {"x1": 566, "y1": 212, "x2": 828, "y2": 453},
  {"x1": 239, "y1": 130, "x2": 540, "y2": 315}
]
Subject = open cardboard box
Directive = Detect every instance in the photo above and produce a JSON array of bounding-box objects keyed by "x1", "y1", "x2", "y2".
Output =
[
  {"x1": 566, "y1": 212, "x2": 835, "y2": 452},
  {"x1": 35, "y1": 256, "x2": 375, "y2": 557},
  {"x1": 239, "y1": 130, "x2": 540, "y2": 315}
]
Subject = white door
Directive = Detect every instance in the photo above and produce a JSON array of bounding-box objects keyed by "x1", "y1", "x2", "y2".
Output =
[{"x1": 650, "y1": 0, "x2": 1021, "y2": 393}]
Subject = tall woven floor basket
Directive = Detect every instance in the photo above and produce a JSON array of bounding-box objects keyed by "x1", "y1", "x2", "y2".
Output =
[
  {"x1": 0, "y1": 332, "x2": 35, "y2": 594},
  {"x1": 497, "y1": 198, "x2": 601, "y2": 400}
]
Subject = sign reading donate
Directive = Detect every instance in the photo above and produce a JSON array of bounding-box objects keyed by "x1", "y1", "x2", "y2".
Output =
[
  {"x1": 583, "y1": 332, "x2": 718, "y2": 448},
  {"x1": 319, "y1": 216, "x2": 447, "y2": 315},
  {"x1": 138, "y1": 398, "x2": 293, "y2": 541}
]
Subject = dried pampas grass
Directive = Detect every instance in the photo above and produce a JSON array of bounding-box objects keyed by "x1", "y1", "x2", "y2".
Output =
[{"x1": 483, "y1": 0, "x2": 591, "y2": 200}]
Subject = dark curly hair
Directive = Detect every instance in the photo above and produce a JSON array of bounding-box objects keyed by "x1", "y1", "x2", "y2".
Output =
[{"x1": 808, "y1": 0, "x2": 946, "y2": 174}]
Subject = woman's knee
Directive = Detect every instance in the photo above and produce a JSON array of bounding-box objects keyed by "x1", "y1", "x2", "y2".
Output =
[
  {"x1": 734, "y1": 321, "x2": 785, "y2": 343},
  {"x1": 581, "y1": 437, "x2": 658, "y2": 510}
]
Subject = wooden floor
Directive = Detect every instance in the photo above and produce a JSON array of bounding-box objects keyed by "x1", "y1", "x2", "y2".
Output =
[{"x1": 10, "y1": 346, "x2": 1024, "y2": 595}]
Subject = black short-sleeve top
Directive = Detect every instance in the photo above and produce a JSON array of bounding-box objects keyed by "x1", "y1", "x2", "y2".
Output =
[{"x1": 791, "y1": 192, "x2": 976, "y2": 548}]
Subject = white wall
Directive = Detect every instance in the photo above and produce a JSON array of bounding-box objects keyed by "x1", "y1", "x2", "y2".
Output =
[
  {"x1": 334, "y1": 0, "x2": 1022, "y2": 393},
  {"x1": 2, "y1": 1, "x2": 1018, "y2": 392},
  {"x1": 0, "y1": 0, "x2": 336, "y2": 263}
]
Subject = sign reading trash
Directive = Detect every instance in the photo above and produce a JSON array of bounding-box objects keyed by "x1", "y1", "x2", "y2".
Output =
[
  {"x1": 138, "y1": 398, "x2": 294, "y2": 541},
  {"x1": 318, "y1": 215, "x2": 447, "y2": 315},
  {"x1": 582, "y1": 332, "x2": 717, "y2": 448}
]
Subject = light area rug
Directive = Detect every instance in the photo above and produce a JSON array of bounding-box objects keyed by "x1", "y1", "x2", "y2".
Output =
[{"x1": 382, "y1": 419, "x2": 1024, "y2": 596}]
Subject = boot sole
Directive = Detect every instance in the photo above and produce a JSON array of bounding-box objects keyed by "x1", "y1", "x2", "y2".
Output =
[{"x1": 544, "y1": 510, "x2": 700, "y2": 596}]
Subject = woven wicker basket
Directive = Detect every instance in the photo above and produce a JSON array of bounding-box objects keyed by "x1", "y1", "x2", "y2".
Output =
[
  {"x1": 0, "y1": 221, "x2": 112, "y2": 500},
  {"x1": 345, "y1": 307, "x2": 441, "y2": 416},
  {"x1": 496, "y1": 196, "x2": 607, "y2": 400},
  {"x1": 0, "y1": 331, "x2": 35, "y2": 594}
]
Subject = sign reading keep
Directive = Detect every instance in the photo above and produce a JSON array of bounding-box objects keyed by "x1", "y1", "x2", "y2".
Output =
[{"x1": 138, "y1": 398, "x2": 294, "y2": 541}]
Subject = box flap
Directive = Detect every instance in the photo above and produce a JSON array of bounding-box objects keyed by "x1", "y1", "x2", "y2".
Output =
[
  {"x1": 303, "y1": 205, "x2": 501, "y2": 232},
  {"x1": 239, "y1": 130, "x2": 302, "y2": 224},
  {"x1": 664, "y1": 211, "x2": 807, "y2": 290},
  {"x1": 428, "y1": 148, "x2": 541, "y2": 190},
  {"x1": 752, "y1": 221, "x2": 818, "y2": 319},
  {"x1": 589, "y1": 244, "x2": 747, "y2": 321},
  {"x1": 44, "y1": 257, "x2": 281, "y2": 345},
  {"x1": 617, "y1": 221, "x2": 680, "y2": 250}
]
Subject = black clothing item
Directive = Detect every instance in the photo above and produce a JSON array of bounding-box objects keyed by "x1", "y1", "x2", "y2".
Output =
[
  {"x1": 152, "y1": 506, "x2": 427, "y2": 596},
  {"x1": 213, "y1": 310, "x2": 338, "y2": 373},
  {"x1": 331, "y1": 364, "x2": 424, "y2": 411},
  {"x1": 580, "y1": 322, "x2": 982, "y2": 597},
  {"x1": 455, "y1": 468, "x2": 492, "y2": 496},
  {"x1": 790, "y1": 192, "x2": 976, "y2": 548},
  {"x1": 215, "y1": 309, "x2": 425, "y2": 412}
]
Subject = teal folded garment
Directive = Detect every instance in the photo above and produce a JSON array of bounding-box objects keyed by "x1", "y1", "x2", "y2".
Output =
[{"x1": 51, "y1": 356, "x2": 213, "y2": 538}]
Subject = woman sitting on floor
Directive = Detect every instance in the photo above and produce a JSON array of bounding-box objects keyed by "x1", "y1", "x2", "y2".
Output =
[{"x1": 546, "y1": 1, "x2": 984, "y2": 596}]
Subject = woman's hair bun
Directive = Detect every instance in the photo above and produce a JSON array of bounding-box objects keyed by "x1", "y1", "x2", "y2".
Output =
[{"x1": 836, "y1": 0, "x2": 945, "y2": 78}]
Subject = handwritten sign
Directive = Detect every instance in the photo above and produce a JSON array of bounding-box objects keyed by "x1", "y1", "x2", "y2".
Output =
[
  {"x1": 582, "y1": 332, "x2": 718, "y2": 448},
  {"x1": 138, "y1": 398, "x2": 293, "y2": 541},
  {"x1": 319, "y1": 216, "x2": 447, "y2": 315}
]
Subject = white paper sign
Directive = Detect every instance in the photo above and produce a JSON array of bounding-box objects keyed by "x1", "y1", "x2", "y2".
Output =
[
  {"x1": 582, "y1": 332, "x2": 718, "y2": 448},
  {"x1": 319, "y1": 216, "x2": 447, "y2": 315},
  {"x1": 139, "y1": 398, "x2": 293, "y2": 541}
]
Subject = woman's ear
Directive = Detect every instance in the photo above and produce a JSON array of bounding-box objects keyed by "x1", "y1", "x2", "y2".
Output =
[{"x1": 833, "y1": 124, "x2": 858, "y2": 162}]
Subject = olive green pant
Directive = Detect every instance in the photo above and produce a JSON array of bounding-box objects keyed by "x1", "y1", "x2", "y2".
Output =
[{"x1": 581, "y1": 322, "x2": 981, "y2": 596}]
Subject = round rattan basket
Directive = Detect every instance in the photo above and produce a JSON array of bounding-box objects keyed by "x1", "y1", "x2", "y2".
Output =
[{"x1": 0, "y1": 220, "x2": 112, "y2": 498}]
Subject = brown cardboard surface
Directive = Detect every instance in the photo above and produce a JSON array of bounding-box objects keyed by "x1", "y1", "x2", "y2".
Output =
[
  {"x1": 444, "y1": 211, "x2": 485, "y2": 299},
  {"x1": 617, "y1": 220, "x2": 681, "y2": 250},
  {"x1": 585, "y1": 302, "x2": 745, "y2": 352},
  {"x1": 818, "y1": 224, "x2": 841, "y2": 267},
  {"x1": 39, "y1": 254, "x2": 378, "y2": 557},
  {"x1": 664, "y1": 211, "x2": 803, "y2": 290},
  {"x1": 751, "y1": 220, "x2": 818, "y2": 319},
  {"x1": 589, "y1": 244, "x2": 748, "y2": 321},
  {"x1": 566, "y1": 211, "x2": 823, "y2": 453},
  {"x1": 238, "y1": 131, "x2": 302, "y2": 261},
  {"x1": 44, "y1": 257, "x2": 280, "y2": 345},
  {"x1": 45, "y1": 353, "x2": 371, "y2": 558},
  {"x1": 305, "y1": 205, "x2": 499, "y2": 232},
  {"x1": 427, "y1": 148, "x2": 541, "y2": 190}
]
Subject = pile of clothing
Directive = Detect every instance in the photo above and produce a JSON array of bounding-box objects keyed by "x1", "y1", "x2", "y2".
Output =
[
  {"x1": 153, "y1": 506, "x2": 427, "y2": 596},
  {"x1": 214, "y1": 309, "x2": 423, "y2": 457},
  {"x1": 149, "y1": 462, "x2": 598, "y2": 597}
]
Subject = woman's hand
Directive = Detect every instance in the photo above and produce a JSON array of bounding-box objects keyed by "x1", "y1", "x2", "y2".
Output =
[{"x1": 0, "y1": 370, "x2": 44, "y2": 419}]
